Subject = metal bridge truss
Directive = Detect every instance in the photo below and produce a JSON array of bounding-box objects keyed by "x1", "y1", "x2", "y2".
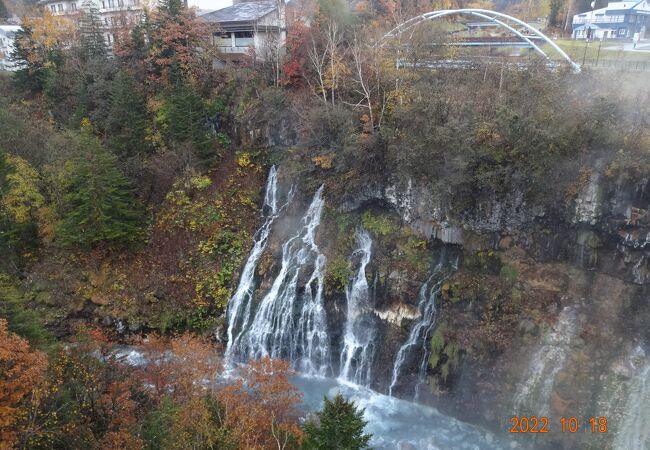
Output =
[{"x1": 383, "y1": 9, "x2": 581, "y2": 73}]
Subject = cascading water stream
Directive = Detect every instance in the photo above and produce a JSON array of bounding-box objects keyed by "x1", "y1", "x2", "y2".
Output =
[
  {"x1": 224, "y1": 166, "x2": 294, "y2": 366},
  {"x1": 229, "y1": 186, "x2": 331, "y2": 376},
  {"x1": 339, "y1": 228, "x2": 376, "y2": 386},
  {"x1": 614, "y1": 363, "x2": 650, "y2": 450},
  {"x1": 388, "y1": 248, "x2": 458, "y2": 399},
  {"x1": 512, "y1": 305, "x2": 578, "y2": 416}
]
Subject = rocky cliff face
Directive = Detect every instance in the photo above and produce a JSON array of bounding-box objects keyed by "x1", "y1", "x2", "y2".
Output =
[
  {"x1": 226, "y1": 83, "x2": 650, "y2": 447},
  {"x1": 316, "y1": 167, "x2": 649, "y2": 449}
]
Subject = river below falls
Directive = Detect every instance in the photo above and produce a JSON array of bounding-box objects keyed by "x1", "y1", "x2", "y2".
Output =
[
  {"x1": 113, "y1": 346, "x2": 514, "y2": 449},
  {"x1": 292, "y1": 375, "x2": 512, "y2": 450}
]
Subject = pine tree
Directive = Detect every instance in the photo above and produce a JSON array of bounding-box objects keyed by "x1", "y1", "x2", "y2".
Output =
[
  {"x1": 107, "y1": 70, "x2": 148, "y2": 157},
  {"x1": 0, "y1": 274, "x2": 50, "y2": 348},
  {"x1": 79, "y1": 0, "x2": 107, "y2": 58},
  {"x1": 56, "y1": 120, "x2": 143, "y2": 248},
  {"x1": 11, "y1": 25, "x2": 54, "y2": 93},
  {"x1": 548, "y1": 0, "x2": 563, "y2": 28},
  {"x1": 303, "y1": 393, "x2": 372, "y2": 450},
  {"x1": 158, "y1": 0, "x2": 184, "y2": 18},
  {"x1": 163, "y1": 81, "x2": 215, "y2": 165}
]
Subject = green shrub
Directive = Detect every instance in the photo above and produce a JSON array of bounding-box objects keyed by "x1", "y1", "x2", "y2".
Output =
[
  {"x1": 500, "y1": 264, "x2": 518, "y2": 284},
  {"x1": 361, "y1": 210, "x2": 398, "y2": 236}
]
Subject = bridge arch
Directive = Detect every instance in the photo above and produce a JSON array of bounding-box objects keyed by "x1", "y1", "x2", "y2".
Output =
[{"x1": 383, "y1": 9, "x2": 581, "y2": 73}]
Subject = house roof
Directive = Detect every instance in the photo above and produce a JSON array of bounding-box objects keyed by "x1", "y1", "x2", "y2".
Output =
[
  {"x1": 200, "y1": 1, "x2": 277, "y2": 24},
  {"x1": 576, "y1": 0, "x2": 650, "y2": 16}
]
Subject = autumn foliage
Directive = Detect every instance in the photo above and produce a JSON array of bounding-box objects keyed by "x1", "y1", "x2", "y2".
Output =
[
  {"x1": 136, "y1": 333, "x2": 221, "y2": 402},
  {"x1": 0, "y1": 319, "x2": 47, "y2": 449},
  {"x1": 218, "y1": 358, "x2": 303, "y2": 449}
]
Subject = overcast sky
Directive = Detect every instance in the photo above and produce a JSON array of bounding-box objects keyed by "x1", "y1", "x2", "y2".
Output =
[{"x1": 189, "y1": 0, "x2": 231, "y2": 11}]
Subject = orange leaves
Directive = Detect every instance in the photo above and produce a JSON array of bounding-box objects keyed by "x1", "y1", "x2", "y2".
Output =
[
  {"x1": 146, "y1": 7, "x2": 213, "y2": 87},
  {"x1": 312, "y1": 153, "x2": 335, "y2": 169},
  {"x1": 137, "y1": 333, "x2": 221, "y2": 403},
  {"x1": 0, "y1": 319, "x2": 304, "y2": 450},
  {"x1": 0, "y1": 319, "x2": 47, "y2": 449},
  {"x1": 99, "y1": 431, "x2": 144, "y2": 450},
  {"x1": 217, "y1": 358, "x2": 303, "y2": 449}
]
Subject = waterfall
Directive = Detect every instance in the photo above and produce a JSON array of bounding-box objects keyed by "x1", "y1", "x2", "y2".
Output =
[
  {"x1": 224, "y1": 166, "x2": 293, "y2": 366},
  {"x1": 229, "y1": 186, "x2": 331, "y2": 377},
  {"x1": 339, "y1": 229, "x2": 376, "y2": 386},
  {"x1": 388, "y1": 248, "x2": 457, "y2": 399},
  {"x1": 513, "y1": 306, "x2": 578, "y2": 416},
  {"x1": 614, "y1": 363, "x2": 650, "y2": 450}
]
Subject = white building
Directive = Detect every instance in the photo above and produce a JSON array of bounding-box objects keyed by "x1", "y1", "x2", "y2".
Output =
[
  {"x1": 572, "y1": 1, "x2": 650, "y2": 40},
  {"x1": 0, "y1": 25, "x2": 21, "y2": 71},
  {"x1": 200, "y1": 0, "x2": 287, "y2": 60},
  {"x1": 37, "y1": 0, "x2": 147, "y2": 47}
]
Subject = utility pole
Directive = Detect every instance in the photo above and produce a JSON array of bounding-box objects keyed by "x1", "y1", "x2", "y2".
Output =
[{"x1": 582, "y1": 1, "x2": 595, "y2": 66}]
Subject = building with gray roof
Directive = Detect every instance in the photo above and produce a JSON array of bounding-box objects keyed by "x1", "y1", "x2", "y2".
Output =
[{"x1": 201, "y1": 0, "x2": 286, "y2": 60}]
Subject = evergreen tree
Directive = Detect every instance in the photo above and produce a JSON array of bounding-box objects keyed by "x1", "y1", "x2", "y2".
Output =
[
  {"x1": 303, "y1": 394, "x2": 372, "y2": 450},
  {"x1": 548, "y1": 0, "x2": 563, "y2": 28},
  {"x1": 56, "y1": 120, "x2": 143, "y2": 248},
  {"x1": 107, "y1": 70, "x2": 148, "y2": 158},
  {"x1": 79, "y1": 0, "x2": 107, "y2": 58},
  {"x1": 162, "y1": 80, "x2": 215, "y2": 165},
  {"x1": 158, "y1": 0, "x2": 184, "y2": 19},
  {"x1": 0, "y1": 274, "x2": 50, "y2": 348},
  {"x1": 11, "y1": 25, "x2": 56, "y2": 93}
]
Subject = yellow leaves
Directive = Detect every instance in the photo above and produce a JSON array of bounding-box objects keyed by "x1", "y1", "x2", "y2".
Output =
[
  {"x1": 189, "y1": 175, "x2": 211, "y2": 191},
  {"x1": 324, "y1": 57, "x2": 350, "y2": 92},
  {"x1": 312, "y1": 153, "x2": 335, "y2": 170},
  {"x1": 36, "y1": 205, "x2": 57, "y2": 243},
  {"x1": 237, "y1": 152, "x2": 253, "y2": 168},
  {"x1": 473, "y1": 122, "x2": 501, "y2": 146},
  {"x1": 19, "y1": 10, "x2": 75, "y2": 66},
  {"x1": 80, "y1": 117, "x2": 93, "y2": 132},
  {"x1": 2, "y1": 154, "x2": 44, "y2": 224}
]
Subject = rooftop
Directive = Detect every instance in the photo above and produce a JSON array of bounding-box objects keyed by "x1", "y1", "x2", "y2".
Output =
[
  {"x1": 577, "y1": 0, "x2": 650, "y2": 15},
  {"x1": 200, "y1": 0, "x2": 277, "y2": 24}
]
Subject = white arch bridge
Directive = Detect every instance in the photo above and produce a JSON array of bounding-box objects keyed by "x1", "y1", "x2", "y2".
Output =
[{"x1": 383, "y1": 9, "x2": 581, "y2": 73}]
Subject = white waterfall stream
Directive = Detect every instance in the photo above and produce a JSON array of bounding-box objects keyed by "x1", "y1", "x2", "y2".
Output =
[
  {"x1": 339, "y1": 228, "x2": 376, "y2": 386},
  {"x1": 388, "y1": 248, "x2": 458, "y2": 399},
  {"x1": 224, "y1": 166, "x2": 294, "y2": 366},
  {"x1": 220, "y1": 175, "x2": 515, "y2": 448},
  {"x1": 512, "y1": 305, "x2": 578, "y2": 416},
  {"x1": 227, "y1": 185, "x2": 331, "y2": 376},
  {"x1": 614, "y1": 363, "x2": 650, "y2": 450}
]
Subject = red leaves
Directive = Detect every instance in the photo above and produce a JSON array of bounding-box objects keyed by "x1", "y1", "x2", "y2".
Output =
[
  {"x1": 0, "y1": 319, "x2": 47, "y2": 448},
  {"x1": 145, "y1": 8, "x2": 212, "y2": 87}
]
